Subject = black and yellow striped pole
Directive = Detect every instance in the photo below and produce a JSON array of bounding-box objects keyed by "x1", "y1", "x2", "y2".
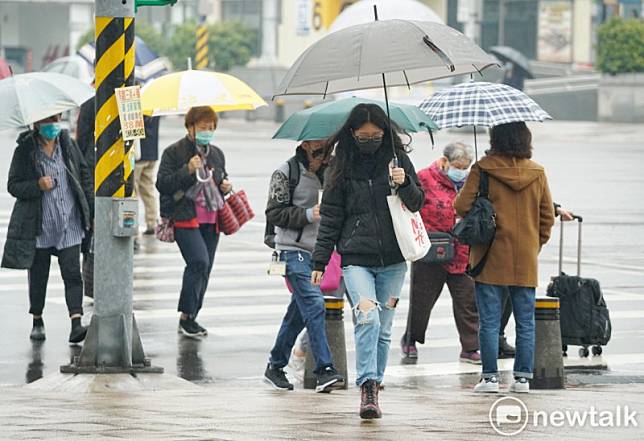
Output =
[
  {"x1": 62, "y1": 0, "x2": 161, "y2": 374},
  {"x1": 531, "y1": 297, "x2": 565, "y2": 389},
  {"x1": 195, "y1": 18, "x2": 209, "y2": 69},
  {"x1": 94, "y1": 15, "x2": 135, "y2": 198}
]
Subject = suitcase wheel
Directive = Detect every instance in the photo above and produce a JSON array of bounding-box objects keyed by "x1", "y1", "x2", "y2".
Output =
[
  {"x1": 592, "y1": 345, "x2": 603, "y2": 356},
  {"x1": 579, "y1": 347, "x2": 590, "y2": 358}
]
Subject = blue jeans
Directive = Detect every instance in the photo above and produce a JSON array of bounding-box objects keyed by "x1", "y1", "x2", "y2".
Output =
[
  {"x1": 343, "y1": 262, "x2": 407, "y2": 386},
  {"x1": 269, "y1": 250, "x2": 334, "y2": 374},
  {"x1": 475, "y1": 283, "x2": 536, "y2": 379}
]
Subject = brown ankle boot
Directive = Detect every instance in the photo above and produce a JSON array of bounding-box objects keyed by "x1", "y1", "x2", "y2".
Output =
[{"x1": 359, "y1": 380, "x2": 382, "y2": 419}]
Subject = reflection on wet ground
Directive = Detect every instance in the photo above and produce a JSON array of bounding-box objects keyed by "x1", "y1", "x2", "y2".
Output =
[{"x1": 176, "y1": 338, "x2": 212, "y2": 383}]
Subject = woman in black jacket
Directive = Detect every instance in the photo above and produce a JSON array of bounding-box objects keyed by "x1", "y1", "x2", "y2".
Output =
[
  {"x1": 2, "y1": 115, "x2": 93, "y2": 344},
  {"x1": 311, "y1": 104, "x2": 424, "y2": 419},
  {"x1": 156, "y1": 106, "x2": 232, "y2": 338}
]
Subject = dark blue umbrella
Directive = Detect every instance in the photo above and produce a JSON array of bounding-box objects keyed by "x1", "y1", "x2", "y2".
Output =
[{"x1": 77, "y1": 36, "x2": 171, "y2": 83}]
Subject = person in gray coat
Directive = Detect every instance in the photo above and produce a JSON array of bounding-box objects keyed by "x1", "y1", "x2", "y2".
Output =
[{"x1": 263, "y1": 140, "x2": 345, "y2": 394}]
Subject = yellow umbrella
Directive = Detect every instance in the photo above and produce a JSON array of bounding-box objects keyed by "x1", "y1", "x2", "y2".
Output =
[{"x1": 140, "y1": 70, "x2": 267, "y2": 116}]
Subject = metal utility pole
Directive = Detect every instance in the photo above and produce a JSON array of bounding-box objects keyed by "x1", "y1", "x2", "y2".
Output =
[
  {"x1": 498, "y1": 0, "x2": 506, "y2": 46},
  {"x1": 62, "y1": 0, "x2": 161, "y2": 374}
]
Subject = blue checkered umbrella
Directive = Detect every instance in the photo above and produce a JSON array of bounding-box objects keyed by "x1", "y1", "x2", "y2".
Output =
[{"x1": 419, "y1": 81, "x2": 551, "y2": 129}]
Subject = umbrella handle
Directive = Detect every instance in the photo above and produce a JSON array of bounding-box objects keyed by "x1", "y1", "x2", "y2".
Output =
[{"x1": 195, "y1": 168, "x2": 213, "y2": 183}]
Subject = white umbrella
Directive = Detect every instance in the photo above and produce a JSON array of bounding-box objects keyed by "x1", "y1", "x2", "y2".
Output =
[
  {"x1": 0, "y1": 72, "x2": 94, "y2": 130},
  {"x1": 330, "y1": 0, "x2": 443, "y2": 32},
  {"x1": 41, "y1": 55, "x2": 94, "y2": 84},
  {"x1": 275, "y1": 19, "x2": 497, "y2": 97}
]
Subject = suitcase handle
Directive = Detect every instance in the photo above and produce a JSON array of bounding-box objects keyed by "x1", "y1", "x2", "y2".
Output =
[{"x1": 558, "y1": 214, "x2": 582, "y2": 276}]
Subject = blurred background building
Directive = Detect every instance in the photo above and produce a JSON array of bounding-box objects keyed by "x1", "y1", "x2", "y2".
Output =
[{"x1": 1, "y1": 0, "x2": 642, "y2": 120}]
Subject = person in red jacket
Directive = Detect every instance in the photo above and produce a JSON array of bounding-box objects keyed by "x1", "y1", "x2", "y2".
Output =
[{"x1": 401, "y1": 142, "x2": 480, "y2": 364}]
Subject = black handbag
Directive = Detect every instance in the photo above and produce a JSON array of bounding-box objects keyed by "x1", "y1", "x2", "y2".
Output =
[
  {"x1": 452, "y1": 170, "x2": 496, "y2": 277},
  {"x1": 421, "y1": 232, "x2": 455, "y2": 264}
]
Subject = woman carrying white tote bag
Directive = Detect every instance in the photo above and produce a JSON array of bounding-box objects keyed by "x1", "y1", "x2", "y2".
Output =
[{"x1": 387, "y1": 187, "x2": 431, "y2": 261}]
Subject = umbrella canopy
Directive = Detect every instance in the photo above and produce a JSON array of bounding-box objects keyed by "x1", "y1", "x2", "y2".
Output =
[
  {"x1": 329, "y1": 0, "x2": 443, "y2": 32},
  {"x1": 488, "y1": 46, "x2": 533, "y2": 79},
  {"x1": 78, "y1": 36, "x2": 171, "y2": 83},
  {"x1": 273, "y1": 97, "x2": 439, "y2": 141},
  {"x1": 0, "y1": 72, "x2": 94, "y2": 130},
  {"x1": 274, "y1": 19, "x2": 498, "y2": 97},
  {"x1": 140, "y1": 70, "x2": 267, "y2": 116},
  {"x1": 418, "y1": 82, "x2": 551, "y2": 129},
  {"x1": 41, "y1": 55, "x2": 94, "y2": 84}
]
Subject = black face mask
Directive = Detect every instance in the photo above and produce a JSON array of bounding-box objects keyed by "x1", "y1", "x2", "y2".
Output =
[{"x1": 355, "y1": 138, "x2": 382, "y2": 155}]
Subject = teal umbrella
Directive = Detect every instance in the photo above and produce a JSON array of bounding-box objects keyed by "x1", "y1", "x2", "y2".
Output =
[{"x1": 273, "y1": 97, "x2": 438, "y2": 141}]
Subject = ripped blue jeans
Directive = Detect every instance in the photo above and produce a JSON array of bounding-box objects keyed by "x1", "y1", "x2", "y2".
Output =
[{"x1": 343, "y1": 262, "x2": 407, "y2": 386}]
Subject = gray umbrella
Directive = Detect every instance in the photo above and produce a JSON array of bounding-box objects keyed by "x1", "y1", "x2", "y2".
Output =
[
  {"x1": 274, "y1": 19, "x2": 498, "y2": 97},
  {"x1": 489, "y1": 46, "x2": 533, "y2": 79}
]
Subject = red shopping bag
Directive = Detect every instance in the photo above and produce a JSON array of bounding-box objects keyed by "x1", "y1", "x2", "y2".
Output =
[
  {"x1": 226, "y1": 190, "x2": 254, "y2": 227},
  {"x1": 218, "y1": 202, "x2": 240, "y2": 235}
]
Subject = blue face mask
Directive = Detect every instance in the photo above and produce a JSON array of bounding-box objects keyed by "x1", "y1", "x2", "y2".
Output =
[
  {"x1": 447, "y1": 167, "x2": 469, "y2": 183},
  {"x1": 195, "y1": 130, "x2": 214, "y2": 145},
  {"x1": 39, "y1": 123, "x2": 62, "y2": 140}
]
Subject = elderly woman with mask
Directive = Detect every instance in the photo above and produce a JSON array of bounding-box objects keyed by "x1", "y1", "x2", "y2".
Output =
[
  {"x1": 401, "y1": 142, "x2": 480, "y2": 364},
  {"x1": 156, "y1": 106, "x2": 233, "y2": 338}
]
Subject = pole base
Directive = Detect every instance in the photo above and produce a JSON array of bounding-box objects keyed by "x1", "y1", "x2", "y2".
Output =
[
  {"x1": 60, "y1": 314, "x2": 162, "y2": 374},
  {"x1": 60, "y1": 358, "x2": 163, "y2": 374}
]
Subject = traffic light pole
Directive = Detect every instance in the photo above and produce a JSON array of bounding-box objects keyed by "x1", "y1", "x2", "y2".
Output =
[{"x1": 61, "y1": 0, "x2": 162, "y2": 374}]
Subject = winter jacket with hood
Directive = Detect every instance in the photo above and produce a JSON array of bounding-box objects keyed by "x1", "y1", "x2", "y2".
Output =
[
  {"x1": 417, "y1": 162, "x2": 469, "y2": 274},
  {"x1": 454, "y1": 154, "x2": 555, "y2": 287},
  {"x1": 312, "y1": 145, "x2": 425, "y2": 271},
  {"x1": 2, "y1": 129, "x2": 94, "y2": 270}
]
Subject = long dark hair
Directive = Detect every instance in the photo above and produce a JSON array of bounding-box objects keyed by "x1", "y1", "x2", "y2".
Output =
[
  {"x1": 326, "y1": 103, "x2": 407, "y2": 190},
  {"x1": 487, "y1": 121, "x2": 533, "y2": 159}
]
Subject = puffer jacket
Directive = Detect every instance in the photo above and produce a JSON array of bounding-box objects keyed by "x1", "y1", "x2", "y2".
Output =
[
  {"x1": 2, "y1": 129, "x2": 93, "y2": 269},
  {"x1": 417, "y1": 162, "x2": 469, "y2": 274},
  {"x1": 312, "y1": 145, "x2": 425, "y2": 271},
  {"x1": 156, "y1": 136, "x2": 227, "y2": 221}
]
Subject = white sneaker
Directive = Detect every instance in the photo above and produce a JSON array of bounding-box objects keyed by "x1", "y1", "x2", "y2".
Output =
[
  {"x1": 474, "y1": 376, "x2": 500, "y2": 393},
  {"x1": 510, "y1": 377, "x2": 530, "y2": 393}
]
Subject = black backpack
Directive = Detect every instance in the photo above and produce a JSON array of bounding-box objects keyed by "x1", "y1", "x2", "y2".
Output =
[
  {"x1": 264, "y1": 156, "x2": 301, "y2": 249},
  {"x1": 451, "y1": 170, "x2": 496, "y2": 277}
]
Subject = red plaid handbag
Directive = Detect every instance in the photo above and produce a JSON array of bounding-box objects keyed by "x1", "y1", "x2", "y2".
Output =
[
  {"x1": 226, "y1": 190, "x2": 255, "y2": 226},
  {"x1": 218, "y1": 202, "x2": 240, "y2": 235}
]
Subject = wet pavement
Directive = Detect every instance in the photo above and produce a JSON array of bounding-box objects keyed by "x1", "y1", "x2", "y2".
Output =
[
  {"x1": 1, "y1": 374, "x2": 643, "y2": 440},
  {"x1": 0, "y1": 118, "x2": 643, "y2": 439}
]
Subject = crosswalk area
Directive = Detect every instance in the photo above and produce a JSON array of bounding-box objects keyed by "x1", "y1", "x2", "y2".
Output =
[{"x1": 1, "y1": 200, "x2": 644, "y2": 386}]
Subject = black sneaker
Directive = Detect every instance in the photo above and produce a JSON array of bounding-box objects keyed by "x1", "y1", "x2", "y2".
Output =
[
  {"x1": 263, "y1": 363, "x2": 294, "y2": 391},
  {"x1": 315, "y1": 366, "x2": 345, "y2": 393},
  {"x1": 193, "y1": 320, "x2": 208, "y2": 337},
  {"x1": 30, "y1": 325, "x2": 46, "y2": 341},
  {"x1": 178, "y1": 318, "x2": 202, "y2": 338},
  {"x1": 69, "y1": 325, "x2": 87, "y2": 344}
]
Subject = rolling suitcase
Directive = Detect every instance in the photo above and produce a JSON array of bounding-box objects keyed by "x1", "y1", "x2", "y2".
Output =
[{"x1": 546, "y1": 215, "x2": 612, "y2": 358}]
